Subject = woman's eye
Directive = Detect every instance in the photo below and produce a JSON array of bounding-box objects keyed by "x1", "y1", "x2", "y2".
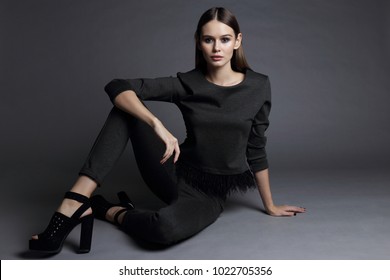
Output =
[
  {"x1": 221, "y1": 37, "x2": 230, "y2": 43},
  {"x1": 204, "y1": 38, "x2": 213, "y2": 43}
]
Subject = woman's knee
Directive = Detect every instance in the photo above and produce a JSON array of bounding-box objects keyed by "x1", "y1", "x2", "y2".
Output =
[
  {"x1": 149, "y1": 204, "x2": 221, "y2": 245},
  {"x1": 149, "y1": 214, "x2": 181, "y2": 245}
]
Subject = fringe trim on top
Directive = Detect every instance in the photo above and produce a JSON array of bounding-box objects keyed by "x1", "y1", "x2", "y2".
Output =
[{"x1": 176, "y1": 161, "x2": 256, "y2": 200}]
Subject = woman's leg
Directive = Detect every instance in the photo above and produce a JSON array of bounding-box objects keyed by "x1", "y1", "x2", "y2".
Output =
[
  {"x1": 79, "y1": 105, "x2": 178, "y2": 203},
  {"x1": 80, "y1": 106, "x2": 223, "y2": 245},
  {"x1": 33, "y1": 105, "x2": 177, "y2": 240},
  {"x1": 55, "y1": 176, "x2": 97, "y2": 219},
  {"x1": 111, "y1": 177, "x2": 225, "y2": 245}
]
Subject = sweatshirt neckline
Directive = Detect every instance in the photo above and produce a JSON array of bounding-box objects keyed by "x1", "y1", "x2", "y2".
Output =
[{"x1": 200, "y1": 69, "x2": 249, "y2": 89}]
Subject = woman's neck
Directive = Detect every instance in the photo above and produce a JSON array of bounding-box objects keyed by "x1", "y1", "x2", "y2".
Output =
[{"x1": 205, "y1": 65, "x2": 244, "y2": 87}]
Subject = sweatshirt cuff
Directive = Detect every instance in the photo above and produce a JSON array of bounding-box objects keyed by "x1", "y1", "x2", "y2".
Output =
[
  {"x1": 249, "y1": 159, "x2": 269, "y2": 173},
  {"x1": 104, "y1": 79, "x2": 134, "y2": 103}
]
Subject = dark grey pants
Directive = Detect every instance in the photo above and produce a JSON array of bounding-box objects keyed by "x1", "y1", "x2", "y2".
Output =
[{"x1": 79, "y1": 106, "x2": 224, "y2": 245}]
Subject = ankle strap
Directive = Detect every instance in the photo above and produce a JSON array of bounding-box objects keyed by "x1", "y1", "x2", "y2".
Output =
[
  {"x1": 114, "y1": 208, "x2": 128, "y2": 225},
  {"x1": 64, "y1": 192, "x2": 91, "y2": 219},
  {"x1": 64, "y1": 191, "x2": 89, "y2": 203}
]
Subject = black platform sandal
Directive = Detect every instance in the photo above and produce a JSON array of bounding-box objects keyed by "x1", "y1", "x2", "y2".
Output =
[
  {"x1": 91, "y1": 192, "x2": 134, "y2": 225},
  {"x1": 29, "y1": 191, "x2": 94, "y2": 254}
]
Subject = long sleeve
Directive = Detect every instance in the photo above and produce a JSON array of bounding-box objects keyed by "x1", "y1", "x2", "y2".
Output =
[
  {"x1": 246, "y1": 77, "x2": 272, "y2": 173},
  {"x1": 104, "y1": 76, "x2": 186, "y2": 104}
]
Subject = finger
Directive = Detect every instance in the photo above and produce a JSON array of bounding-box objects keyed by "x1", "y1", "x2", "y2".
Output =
[
  {"x1": 284, "y1": 211, "x2": 295, "y2": 217},
  {"x1": 166, "y1": 138, "x2": 178, "y2": 162},
  {"x1": 271, "y1": 210, "x2": 294, "y2": 217},
  {"x1": 160, "y1": 149, "x2": 169, "y2": 164},
  {"x1": 161, "y1": 149, "x2": 172, "y2": 164},
  {"x1": 294, "y1": 207, "x2": 306, "y2": 213},
  {"x1": 160, "y1": 145, "x2": 171, "y2": 164},
  {"x1": 161, "y1": 140, "x2": 176, "y2": 164},
  {"x1": 173, "y1": 143, "x2": 180, "y2": 163},
  {"x1": 285, "y1": 205, "x2": 306, "y2": 213},
  {"x1": 285, "y1": 210, "x2": 302, "y2": 216}
]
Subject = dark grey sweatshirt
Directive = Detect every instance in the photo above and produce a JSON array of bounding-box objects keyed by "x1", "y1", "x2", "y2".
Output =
[{"x1": 104, "y1": 68, "x2": 271, "y2": 199}]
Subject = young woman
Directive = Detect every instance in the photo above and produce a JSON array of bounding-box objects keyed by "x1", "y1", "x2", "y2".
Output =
[{"x1": 29, "y1": 7, "x2": 305, "y2": 254}]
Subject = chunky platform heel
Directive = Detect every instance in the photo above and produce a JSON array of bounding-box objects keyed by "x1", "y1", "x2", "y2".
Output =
[
  {"x1": 91, "y1": 192, "x2": 134, "y2": 225},
  {"x1": 29, "y1": 191, "x2": 94, "y2": 254}
]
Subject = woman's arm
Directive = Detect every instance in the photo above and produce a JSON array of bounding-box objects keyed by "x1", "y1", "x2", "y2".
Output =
[
  {"x1": 114, "y1": 90, "x2": 180, "y2": 164},
  {"x1": 254, "y1": 169, "x2": 305, "y2": 216}
]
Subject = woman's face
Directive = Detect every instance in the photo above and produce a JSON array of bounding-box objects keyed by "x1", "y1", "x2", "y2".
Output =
[{"x1": 198, "y1": 19, "x2": 242, "y2": 71}]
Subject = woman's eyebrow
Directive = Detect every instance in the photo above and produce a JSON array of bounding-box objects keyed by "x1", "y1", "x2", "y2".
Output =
[{"x1": 202, "y1": 34, "x2": 233, "y2": 38}]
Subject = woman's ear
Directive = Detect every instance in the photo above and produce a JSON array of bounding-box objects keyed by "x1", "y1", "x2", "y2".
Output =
[{"x1": 234, "y1": 33, "x2": 242, "y2": 49}]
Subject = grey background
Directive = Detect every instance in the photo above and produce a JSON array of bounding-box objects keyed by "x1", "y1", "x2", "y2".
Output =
[{"x1": 1, "y1": 0, "x2": 389, "y2": 259}]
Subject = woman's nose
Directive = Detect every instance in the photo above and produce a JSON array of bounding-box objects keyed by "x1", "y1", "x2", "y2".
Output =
[{"x1": 213, "y1": 41, "x2": 221, "y2": 52}]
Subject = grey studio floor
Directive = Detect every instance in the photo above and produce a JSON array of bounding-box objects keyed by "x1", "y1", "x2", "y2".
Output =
[{"x1": 1, "y1": 165, "x2": 389, "y2": 260}]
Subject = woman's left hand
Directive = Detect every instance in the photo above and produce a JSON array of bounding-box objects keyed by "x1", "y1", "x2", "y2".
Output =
[{"x1": 266, "y1": 205, "x2": 306, "y2": 217}]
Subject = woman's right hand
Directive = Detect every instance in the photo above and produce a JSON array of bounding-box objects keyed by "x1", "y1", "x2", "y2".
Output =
[
  {"x1": 113, "y1": 91, "x2": 180, "y2": 164},
  {"x1": 151, "y1": 118, "x2": 180, "y2": 164}
]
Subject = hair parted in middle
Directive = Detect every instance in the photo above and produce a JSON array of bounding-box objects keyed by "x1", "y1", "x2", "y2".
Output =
[{"x1": 194, "y1": 7, "x2": 251, "y2": 74}]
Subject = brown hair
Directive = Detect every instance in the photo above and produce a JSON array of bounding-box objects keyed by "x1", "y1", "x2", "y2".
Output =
[{"x1": 194, "y1": 7, "x2": 251, "y2": 74}]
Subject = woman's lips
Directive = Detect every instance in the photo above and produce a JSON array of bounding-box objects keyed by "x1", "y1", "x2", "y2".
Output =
[{"x1": 211, "y1": 56, "x2": 223, "y2": 61}]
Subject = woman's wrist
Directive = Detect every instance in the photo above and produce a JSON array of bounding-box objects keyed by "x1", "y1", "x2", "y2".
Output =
[
  {"x1": 149, "y1": 117, "x2": 161, "y2": 128},
  {"x1": 264, "y1": 203, "x2": 276, "y2": 214}
]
